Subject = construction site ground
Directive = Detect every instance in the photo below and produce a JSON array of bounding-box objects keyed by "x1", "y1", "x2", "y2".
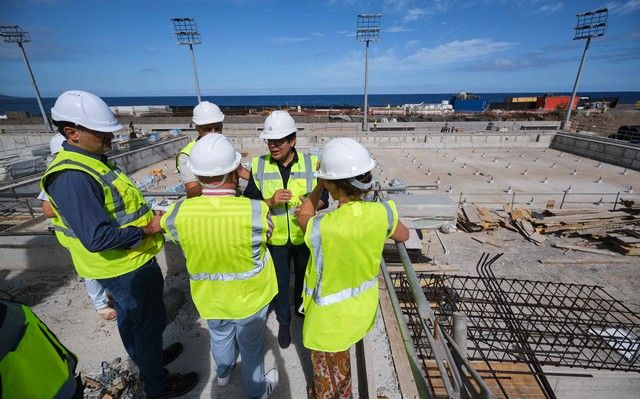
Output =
[{"x1": 1, "y1": 134, "x2": 639, "y2": 398}]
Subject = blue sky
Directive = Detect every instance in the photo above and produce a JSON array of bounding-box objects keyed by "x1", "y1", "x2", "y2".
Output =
[{"x1": 1, "y1": 0, "x2": 639, "y2": 97}]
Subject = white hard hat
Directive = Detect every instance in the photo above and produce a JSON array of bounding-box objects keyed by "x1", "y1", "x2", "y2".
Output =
[
  {"x1": 187, "y1": 134, "x2": 241, "y2": 177},
  {"x1": 49, "y1": 133, "x2": 66, "y2": 154},
  {"x1": 316, "y1": 138, "x2": 376, "y2": 180},
  {"x1": 51, "y1": 90, "x2": 123, "y2": 133},
  {"x1": 192, "y1": 101, "x2": 225, "y2": 125},
  {"x1": 260, "y1": 110, "x2": 297, "y2": 139}
]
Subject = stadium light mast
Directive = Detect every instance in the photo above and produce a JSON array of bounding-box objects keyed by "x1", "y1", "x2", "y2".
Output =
[
  {"x1": 0, "y1": 25, "x2": 53, "y2": 133},
  {"x1": 563, "y1": 8, "x2": 608, "y2": 131},
  {"x1": 171, "y1": 17, "x2": 202, "y2": 103},
  {"x1": 357, "y1": 14, "x2": 381, "y2": 132}
]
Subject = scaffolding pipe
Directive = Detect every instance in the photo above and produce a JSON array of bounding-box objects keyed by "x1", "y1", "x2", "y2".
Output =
[
  {"x1": 396, "y1": 243, "x2": 496, "y2": 399},
  {"x1": 380, "y1": 259, "x2": 433, "y2": 398}
]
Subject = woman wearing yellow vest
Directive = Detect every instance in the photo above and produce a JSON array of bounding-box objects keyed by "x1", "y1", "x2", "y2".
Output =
[{"x1": 297, "y1": 138, "x2": 409, "y2": 399}]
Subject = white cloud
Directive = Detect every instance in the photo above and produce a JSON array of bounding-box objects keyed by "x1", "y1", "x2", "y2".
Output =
[
  {"x1": 312, "y1": 38, "x2": 514, "y2": 78},
  {"x1": 537, "y1": 2, "x2": 564, "y2": 13},
  {"x1": 606, "y1": 0, "x2": 640, "y2": 15},
  {"x1": 269, "y1": 36, "x2": 310, "y2": 44},
  {"x1": 387, "y1": 25, "x2": 413, "y2": 33},
  {"x1": 402, "y1": 7, "x2": 428, "y2": 23}
]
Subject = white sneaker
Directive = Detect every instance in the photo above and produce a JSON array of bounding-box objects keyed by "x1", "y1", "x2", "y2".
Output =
[
  {"x1": 217, "y1": 365, "x2": 235, "y2": 386},
  {"x1": 260, "y1": 368, "x2": 279, "y2": 399}
]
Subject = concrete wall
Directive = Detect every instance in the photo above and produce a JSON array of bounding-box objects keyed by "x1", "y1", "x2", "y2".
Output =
[
  {"x1": 0, "y1": 135, "x2": 189, "y2": 196},
  {"x1": 550, "y1": 133, "x2": 640, "y2": 171}
]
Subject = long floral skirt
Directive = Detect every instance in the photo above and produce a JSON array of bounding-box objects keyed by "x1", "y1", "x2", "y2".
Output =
[{"x1": 308, "y1": 349, "x2": 352, "y2": 399}]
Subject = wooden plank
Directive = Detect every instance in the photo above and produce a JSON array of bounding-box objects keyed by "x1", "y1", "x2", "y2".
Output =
[
  {"x1": 462, "y1": 204, "x2": 482, "y2": 225},
  {"x1": 378, "y1": 275, "x2": 420, "y2": 399},
  {"x1": 540, "y1": 211, "x2": 633, "y2": 225},
  {"x1": 405, "y1": 229, "x2": 422, "y2": 250},
  {"x1": 551, "y1": 242, "x2": 618, "y2": 256},
  {"x1": 539, "y1": 258, "x2": 633, "y2": 265}
]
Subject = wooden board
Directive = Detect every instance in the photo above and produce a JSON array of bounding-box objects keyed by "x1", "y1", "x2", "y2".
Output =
[{"x1": 424, "y1": 360, "x2": 546, "y2": 399}]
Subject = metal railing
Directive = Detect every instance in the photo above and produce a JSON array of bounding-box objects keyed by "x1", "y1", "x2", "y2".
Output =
[{"x1": 381, "y1": 243, "x2": 496, "y2": 398}]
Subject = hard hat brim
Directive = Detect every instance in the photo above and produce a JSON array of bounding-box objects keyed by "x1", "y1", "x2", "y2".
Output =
[
  {"x1": 187, "y1": 152, "x2": 241, "y2": 177},
  {"x1": 259, "y1": 129, "x2": 297, "y2": 140},
  {"x1": 192, "y1": 115, "x2": 225, "y2": 125},
  {"x1": 314, "y1": 158, "x2": 376, "y2": 180}
]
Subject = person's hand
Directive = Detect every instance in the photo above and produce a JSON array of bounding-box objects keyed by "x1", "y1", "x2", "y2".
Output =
[
  {"x1": 267, "y1": 189, "x2": 292, "y2": 207},
  {"x1": 143, "y1": 213, "x2": 163, "y2": 236}
]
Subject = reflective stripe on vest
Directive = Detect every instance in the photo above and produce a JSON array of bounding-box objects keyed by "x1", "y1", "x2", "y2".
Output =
[
  {"x1": 252, "y1": 152, "x2": 316, "y2": 245},
  {"x1": 46, "y1": 159, "x2": 150, "y2": 228},
  {"x1": 254, "y1": 153, "x2": 314, "y2": 194},
  {"x1": 305, "y1": 200, "x2": 394, "y2": 306},
  {"x1": 188, "y1": 200, "x2": 271, "y2": 282}
]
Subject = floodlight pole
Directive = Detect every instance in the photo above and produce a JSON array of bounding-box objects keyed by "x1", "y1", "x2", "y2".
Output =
[
  {"x1": 1, "y1": 25, "x2": 53, "y2": 133},
  {"x1": 564, "y1": 37, "x2": 590, "y2": 130},
  {"x1": 363, "y1": 40, "x2": 370, "y2": 132},
  {"x1": 17, "y1": 42, "x2": 53, "y2": 133},
  {"x1": 188, "y1": 43, "x2": 202, "y2": 103},
  {"x1": 357, "y1": 14, "x2": 381, "y2": 132},
  {"x1": 171, "y1": 17, "x2": 202, "y2": 104},
  {"x1": 563, "y1": 8, "x2": 607, "y2": 131}
]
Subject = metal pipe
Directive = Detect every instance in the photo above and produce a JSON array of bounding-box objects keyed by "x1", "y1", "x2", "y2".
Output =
[
  {"x1": 17, "y1": 42, "x2": 53, "y2": 133},
  {"x1": 189, "y1": 43, "x2": 202, "y2": 103},
  {"x1": 564, "y1": 37, "x2": 591, "y2": 130},
  {"x1": 362, "y1": 40, "x2": 369, "y2": 132},
  {"x1": 380, "y1": 259, "x2": 433, "y2": 398}
]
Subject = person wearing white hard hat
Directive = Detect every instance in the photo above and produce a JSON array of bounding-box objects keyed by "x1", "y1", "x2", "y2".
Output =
[
  {"x1": 40, "y1": 90, "x2": 198, "y2": 399},
  {"x1": 176, "y1": 101, "x2": 249, "y2": 198},
  {"x1": 39, "y1": 133, "x2": 116, "y2": 321},
  {"x1": 244, "y1": 110, "x2": 328, "y2": 350},
  {"x1": 296, "y1": 138, "x2": 409, "y2": 399},
  {"x1": 161, "y1": 134, "x2": 279, "y2": 399}
]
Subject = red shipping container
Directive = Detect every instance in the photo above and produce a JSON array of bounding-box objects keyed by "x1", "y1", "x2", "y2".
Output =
[{"x1": 536, "y1": 96, "x2": 578, "y2": 111}]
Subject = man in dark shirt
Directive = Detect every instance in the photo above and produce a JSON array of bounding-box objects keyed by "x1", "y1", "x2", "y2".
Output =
[
  {"x1": 42, "y1": 90, "x2": 198, "y2": 399},
  {"x1": 244, "y1": 111, "x2": 328, "y2": 349}
]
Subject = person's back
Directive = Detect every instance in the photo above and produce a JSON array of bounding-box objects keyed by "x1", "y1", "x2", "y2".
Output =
[
  {"x1": 163, "y1": 195, "x2": 277, "y2": 319},
  {"x1": 302, "y1": 199, "x2": 396, "y2": 351}
]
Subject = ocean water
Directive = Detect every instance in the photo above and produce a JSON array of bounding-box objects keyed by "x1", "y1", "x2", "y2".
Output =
[{"x1": 1, "y1": 92, "x2": 638, "y2": 115}]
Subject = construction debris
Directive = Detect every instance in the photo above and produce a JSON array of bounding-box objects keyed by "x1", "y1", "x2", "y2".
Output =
[
  {"x1": 457, "y1": 205, "x2": 640, "y2": 254},
  {"x1": 82, "y1": 357, "x2": 140, "y2": 399}
]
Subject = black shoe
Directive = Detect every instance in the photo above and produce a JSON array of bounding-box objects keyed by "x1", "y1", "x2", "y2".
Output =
[
  {"x1": 163, "y1": 342, "x2": 183, "y2": 366},
  {"x1": 147, "y1": 372, "x2": 199, "y2": 399},
  {"x1": 278, "y1": 325, "x2": 291, "y2": 349}
]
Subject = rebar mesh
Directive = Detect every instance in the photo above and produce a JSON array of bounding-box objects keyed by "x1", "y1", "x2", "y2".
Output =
[{"x1": 390, "y1": 271, "x2": 640, "y2": 373}]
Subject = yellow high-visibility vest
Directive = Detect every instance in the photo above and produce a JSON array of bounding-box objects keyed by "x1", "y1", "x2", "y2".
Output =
[
  {"x1": 302, "y1": 200, "x2": 398, "y2": 352},
  {"x1": 250, "y1": 152, "x2": 317, "y2": 245},
  {"x1": 175, "y1": 140, "x2": 196, "y2": 173},
  {"x1": 0, "y1": 300, "x2": 79, "y2": 399},
  {"x1": 161, "y1": 196, "x2": 277, "y2": 319},
  {"x1": 41, "y1": 149, "x2": 163, "y2": 279}
]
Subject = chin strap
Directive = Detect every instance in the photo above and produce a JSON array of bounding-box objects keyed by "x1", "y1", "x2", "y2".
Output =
[
  {"x1": 348, "y1": 178, "x2": 373, "y2": 190},
  {"x1": 201, "y1": 173, "x2": 228, "y2": 189}
]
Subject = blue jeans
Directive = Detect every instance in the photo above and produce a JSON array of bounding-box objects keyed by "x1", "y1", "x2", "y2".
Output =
[
  {"x1": 268, "y1": 242, "x2": 310, "y2": 326},
  {"x1": 97, "y1": 258, "x2": 168, "y2": 396},
  {"x1": 84, "y1": 278, "x2": 109, "y2": 310},
  {"x1": 207, "y1": 304, "x2": 268, "y2": 399}
]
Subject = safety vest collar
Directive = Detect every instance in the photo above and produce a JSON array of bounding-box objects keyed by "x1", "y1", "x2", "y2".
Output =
[{"x1": 304, "y1": 200, "x2": 395, "y2": 306}]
